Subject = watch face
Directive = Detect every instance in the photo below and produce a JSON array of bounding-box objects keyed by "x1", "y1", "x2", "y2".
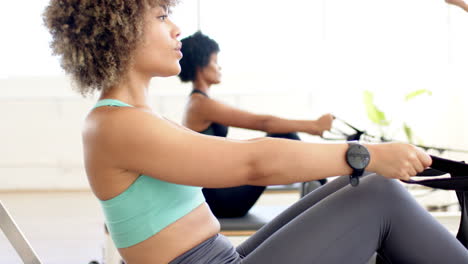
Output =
[{"x1": 347, "y1": 144, "x2": 370, "y2": 170}]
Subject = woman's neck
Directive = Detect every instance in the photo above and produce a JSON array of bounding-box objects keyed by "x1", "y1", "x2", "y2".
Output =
[
  {"x1": 192, "y1": 79, "x2": 211, "y2": 95},
  {"x1": 100, "y1": 73, "x2": 153, "y2": 110}
]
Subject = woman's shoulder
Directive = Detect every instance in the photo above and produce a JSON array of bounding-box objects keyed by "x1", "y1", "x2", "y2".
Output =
[
  {"x1": 82, "y1": 106, "x2": 164, "y2": 145},
  {"x1": 185, "y1": 94, "x2": 209, "y2": 114},
  {"x1": 188, "y1": 93, "x2": 223, "y2": 113}
]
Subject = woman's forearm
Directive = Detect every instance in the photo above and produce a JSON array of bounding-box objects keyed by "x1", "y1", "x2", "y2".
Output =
[
  {"x1": 246, "y1": 138, "x2": 352, "y2": 185},
  {"x1": 262, "y1": 116, "x2": 322, "y2": 135},
  {"x1": 245, "y1": 138, "x2": 429, "y2": 186}
]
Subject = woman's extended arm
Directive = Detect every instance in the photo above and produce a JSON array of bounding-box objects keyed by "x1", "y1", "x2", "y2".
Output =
[
  {"x1": 84, "y1": 107, "x2": 430, "y2": 188},
  {"x1": 186, "y1": 95, "x2": 333, "y2": 136}
]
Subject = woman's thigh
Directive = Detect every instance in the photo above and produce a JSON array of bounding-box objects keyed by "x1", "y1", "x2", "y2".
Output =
[
  {"x1": 238, "y1": 174, "x2": 468, "y2": 264},
  {"x1": 236, "y1": 174, "x2": 351, "y2": 256}
]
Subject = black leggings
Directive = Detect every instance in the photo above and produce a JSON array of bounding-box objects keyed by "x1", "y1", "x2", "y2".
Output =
[
  {"x1": 235, "y1": 174, "x2": 468, "y2": 263},
  {"x1": 203, "y1": 132, "x2": 326, "y2": 218}
]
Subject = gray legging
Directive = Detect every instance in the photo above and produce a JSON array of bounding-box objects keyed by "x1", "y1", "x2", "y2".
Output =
[{"x1": 171, "y1": 174, "x2": 468, "y2": 263}]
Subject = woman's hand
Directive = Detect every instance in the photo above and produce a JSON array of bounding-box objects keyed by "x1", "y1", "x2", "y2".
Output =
[
  {"x1": 365, "y1": 142, "x2": 432, "y2": 180},
  {"x1": 312, "y1": 113, "x2": 334, "y2": 136},
  {"x1": 446, "y1": 0, "x2": 468, "y2": 11}
]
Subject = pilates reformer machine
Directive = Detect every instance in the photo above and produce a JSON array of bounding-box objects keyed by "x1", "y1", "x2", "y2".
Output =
[{"x1": 0, "y1": 200, "x2": 43, "y2": 264}]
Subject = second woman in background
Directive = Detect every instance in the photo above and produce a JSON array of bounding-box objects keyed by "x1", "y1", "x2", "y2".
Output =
[{"x1": 179, "y1": 31, "x2": 334, "y2": 218}]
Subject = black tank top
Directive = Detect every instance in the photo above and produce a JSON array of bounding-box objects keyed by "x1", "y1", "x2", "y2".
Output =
[{"x1": 190, "y1": 89, "x2": 229, "y2": 137}]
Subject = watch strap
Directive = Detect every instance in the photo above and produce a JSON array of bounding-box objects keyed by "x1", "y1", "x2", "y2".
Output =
[
  {"x1": 346, "y1": 141, "x2": 369, "y2": 187},
  {"x1": 349, "y1": 169, "x2": 364, "y2": 186}
]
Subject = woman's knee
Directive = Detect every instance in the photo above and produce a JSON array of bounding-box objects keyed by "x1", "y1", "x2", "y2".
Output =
[
  {"x1": 358, "y1": 174, "x2": 408, "y2": 202},
  {"x1": 338, "y1": 174, "x2": 408, "y2": 221}
]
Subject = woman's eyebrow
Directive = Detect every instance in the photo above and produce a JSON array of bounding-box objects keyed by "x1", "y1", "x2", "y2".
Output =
[{"x1": 159, "y1": 4, "x2": 169, "y2": 14}]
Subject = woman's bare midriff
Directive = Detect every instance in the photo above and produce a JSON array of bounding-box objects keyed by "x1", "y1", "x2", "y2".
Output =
[{"x1": 118, "y1": 202, "x2": 221, "y2": 264}]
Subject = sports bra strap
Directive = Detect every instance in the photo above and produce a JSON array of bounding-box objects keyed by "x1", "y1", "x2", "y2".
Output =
[
  {"x1": 190, "y1": 89, "x2": 208, "y2": 97},
  {"x1": 93, "y1": 99, "x2": 133, "y2": 109}
]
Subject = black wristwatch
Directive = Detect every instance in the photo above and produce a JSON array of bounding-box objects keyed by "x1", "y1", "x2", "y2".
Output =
[{"x1": 345, "y1": 141, "x2": 370, "y2": 187}]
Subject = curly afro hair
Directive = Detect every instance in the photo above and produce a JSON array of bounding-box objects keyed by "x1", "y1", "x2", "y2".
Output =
[
  {"x1": 178, "y1": 31, "x2": 220, "y2": 83},
  {"x1": 43, "y1": 0, "x2": 178, "y2": 96}
]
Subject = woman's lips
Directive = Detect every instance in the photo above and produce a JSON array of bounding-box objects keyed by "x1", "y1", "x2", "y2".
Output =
[{"x1": 175, "y1": 43, "x2": 183, "y2": 58}]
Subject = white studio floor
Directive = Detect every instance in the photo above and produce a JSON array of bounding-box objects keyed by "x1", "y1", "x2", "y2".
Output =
[
  {"x1": 0, "y1": 187, "x2": 461, "y2": 264},
  {"x1": 0, "y1": 191, "x2": 104, "y2": 264}
]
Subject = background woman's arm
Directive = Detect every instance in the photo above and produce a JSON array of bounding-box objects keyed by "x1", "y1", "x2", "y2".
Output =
[{"x1": 188, "y1": 96, "x2": 333, "y2": 136}]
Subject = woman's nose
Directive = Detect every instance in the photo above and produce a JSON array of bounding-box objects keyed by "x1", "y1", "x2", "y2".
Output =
[{"x1": 172, "y1": 21, "x2": 181, "y2": 39}]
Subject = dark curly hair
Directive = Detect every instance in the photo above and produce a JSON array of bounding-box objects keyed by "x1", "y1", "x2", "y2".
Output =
[
  {"x1": 178, "y1": 31, "x2": 220, "y2": 83},
  {"x1": 43, "y1": 0, "x2": 178, "y2": 96}
]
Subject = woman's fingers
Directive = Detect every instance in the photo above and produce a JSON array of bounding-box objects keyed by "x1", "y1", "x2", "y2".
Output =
[
  {"x1": 403, "y1": 146, "x2": 430, "y2": 178},
  {"x1": 315, "y1": 114, "x2": 334, "y2": 136},
  {"x1": 416, "y1": 146, "x2": 432, "y2": 168},
  {"x1": 408, "y1": 147, "x2": 424, "y2": 174},
  {"x1": 406, "y1": 165, "x2": 417, "y2": 179}
]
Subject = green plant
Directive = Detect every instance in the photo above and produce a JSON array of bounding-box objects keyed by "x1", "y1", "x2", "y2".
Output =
[{"x1": 363, "y1": 89, "x2": 432, "y2": 144}]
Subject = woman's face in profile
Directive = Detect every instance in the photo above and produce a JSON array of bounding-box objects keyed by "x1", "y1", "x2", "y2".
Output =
[
  {"x1": 132, "y1": 6, "x2": 182, "y2": 78},
  {"x1": 199, "y1": 52, "x2": 222, "y2": 85}
]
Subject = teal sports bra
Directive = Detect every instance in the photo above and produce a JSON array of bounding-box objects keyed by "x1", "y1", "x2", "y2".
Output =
[{"x1": 93, "y1": 99, "x2": 205, "y2": 248}]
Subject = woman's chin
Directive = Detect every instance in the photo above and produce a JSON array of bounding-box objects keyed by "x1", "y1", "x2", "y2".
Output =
[{"x1": 158, "y1": 66, "x2": 181, "y2": 77}]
